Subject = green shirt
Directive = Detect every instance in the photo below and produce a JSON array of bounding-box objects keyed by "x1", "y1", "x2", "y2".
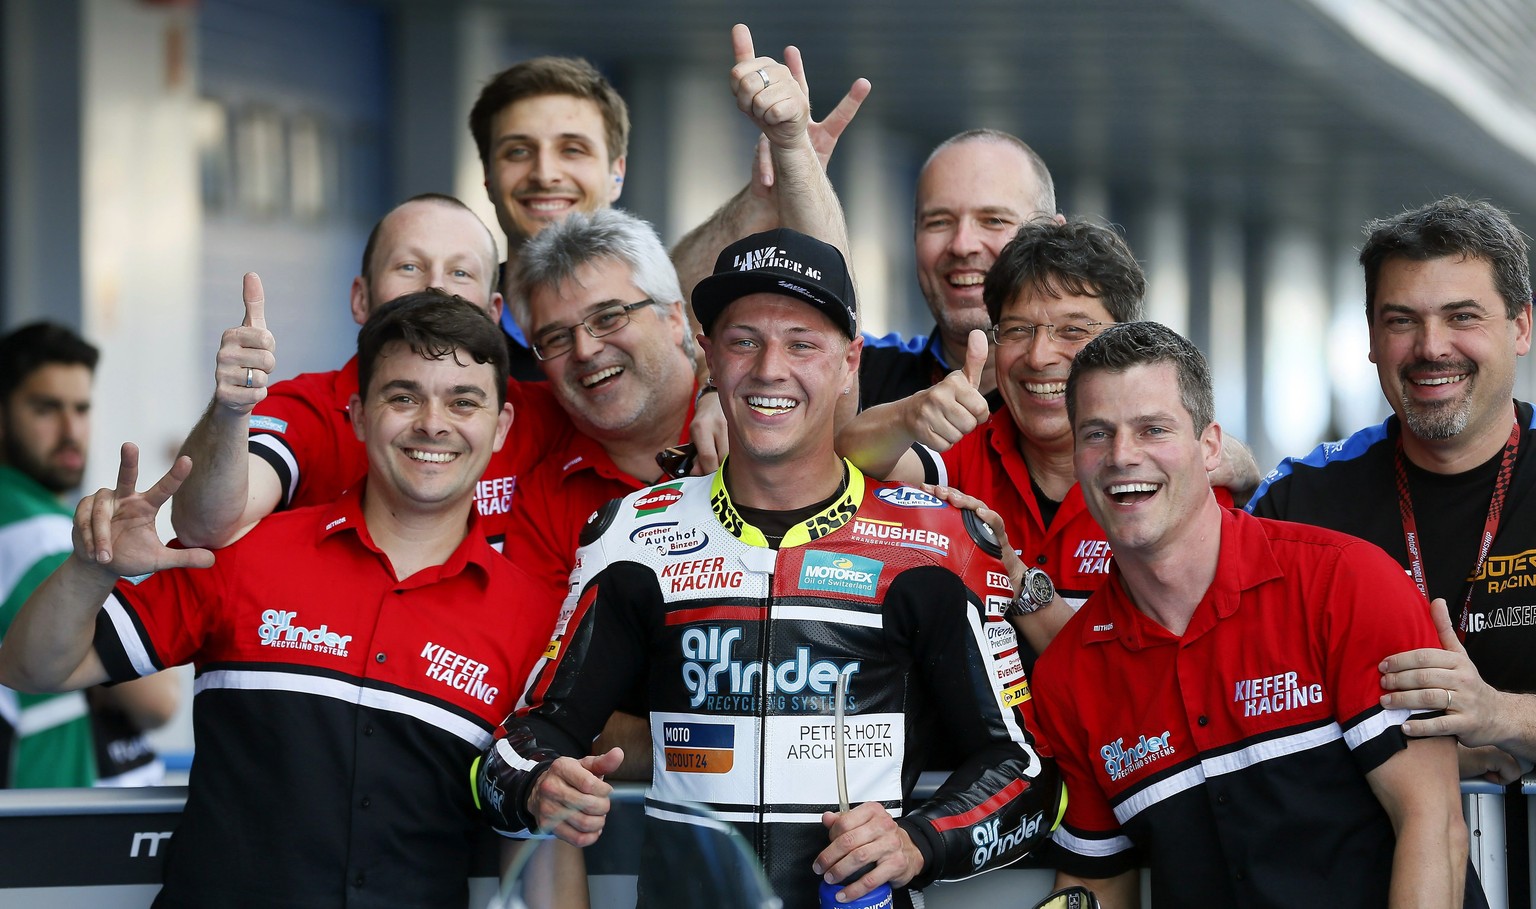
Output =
[{"x1": 0, "y1": 464, "x2": 96, "y2": 787}]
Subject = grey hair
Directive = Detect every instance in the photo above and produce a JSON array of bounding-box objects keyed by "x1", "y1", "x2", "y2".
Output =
[{"x1": 511, "y1": 209, "x2": 690, "y2": 356}]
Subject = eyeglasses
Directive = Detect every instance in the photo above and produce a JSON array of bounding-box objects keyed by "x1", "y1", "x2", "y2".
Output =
[
  {"x1": 989, "y1": 320, "x2": 1108, "y2": 346},
  {"x1": 531, "y1": 299, "x2": 657, "y2": 361}
]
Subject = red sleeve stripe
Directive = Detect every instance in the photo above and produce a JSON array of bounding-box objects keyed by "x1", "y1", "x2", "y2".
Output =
[
  {"x1": 928, "y1": 778, "x2": 1028, "y2": 832},
  {"x1": 664, "y1": 605, "x2": 768, "y2": 626}
]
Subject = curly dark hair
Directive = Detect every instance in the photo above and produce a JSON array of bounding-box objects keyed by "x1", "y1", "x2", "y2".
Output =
[{"x1": 983, "y1": 220, "x2": 1146, "y2": 326}]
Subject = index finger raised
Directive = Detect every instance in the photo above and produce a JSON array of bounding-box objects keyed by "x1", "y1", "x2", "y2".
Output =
[
  {"x1": 243, "y1": 272, "x2": 267, "y2": 331},
  {"x1": 731, "y1": 23, "x2": 755, "y2": 65},
  {"x1": 114, "y1": 442, "x2": 141, "y2": 500}
]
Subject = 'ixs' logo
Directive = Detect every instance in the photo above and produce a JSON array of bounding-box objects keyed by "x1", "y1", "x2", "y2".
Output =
[
  {"x1": 634, "y1": 484, "x2": 684, "y2": 516},
  {"x1": 799, "y1": 551, "x2": 882, "y2": 599},
  {"x1": 630, "y1": 521, "x2": 708, "y2": 556},
  {"x1": 1100, "y1": 730, "x2": 1175, "y2": 781},
  {"x1": 971, "y1": 810, "x2": 1045, "y2": 869},
  {"x1": 258, "y1": 609, "x2": 352, "y2": 656},
  {"x1": 680, "y1": 626, "x2": 858, "y2": 708},
  {"x1": 875, "y1": 487, "x2": 944, "y2": 509}
]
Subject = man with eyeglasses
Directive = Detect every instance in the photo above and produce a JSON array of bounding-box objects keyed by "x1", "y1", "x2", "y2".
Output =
[
  {"x1": 839, "y1": 220, "x2": 1256, "y2": 659},
  {"x1": 501, "y1": 208, "x2": 700, "y2": 634},
  {"x1": 498, "y1": 32, "x2": 851, "y2": 778},
  {"x1": 476, "y1": 226, "x2": 1063, "y2": 909}
]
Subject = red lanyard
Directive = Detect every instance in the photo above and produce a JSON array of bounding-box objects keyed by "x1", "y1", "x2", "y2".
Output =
[{"x1": 1394, "y1": 418, "x2": 1520, "y2": 640}]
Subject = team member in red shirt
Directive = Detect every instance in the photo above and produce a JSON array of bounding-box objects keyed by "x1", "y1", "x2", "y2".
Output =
[
  {"x1": 839, "y1": 220, "x2": 1255, "y2": 658},
  {"x1": 1030, "y1": 320, "x2": 1466, "y2": 909},
  {"x1": 170, "y1": 193, "x2": 565, "y2": 552},
  {"x1": 503, "y1": 208, "x2": 699, "y2": 611},
  {"x1": 0, "y1": 294, "x2": 553, "y2": 908}
]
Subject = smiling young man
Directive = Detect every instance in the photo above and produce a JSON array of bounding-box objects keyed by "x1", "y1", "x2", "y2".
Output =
[
  {"x1": 470, "y1": 57, "x2": 627, "y2": 258},
  {"x1": 1030, "y1": 321, "x2": 1468, "y2": 909},
  {"x1": 474, "y1": 227, "x2": 1061, "y2": 909},
  {"x1": 0, "y1": 293, "x2": 555, "y2": 908}
]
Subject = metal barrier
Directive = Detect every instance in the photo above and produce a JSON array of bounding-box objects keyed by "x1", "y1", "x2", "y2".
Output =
[{"x1": 0, "y1": 782, "x2": 1523, "y2": 908}]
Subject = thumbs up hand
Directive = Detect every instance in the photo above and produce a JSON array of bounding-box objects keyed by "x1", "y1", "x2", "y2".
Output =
[
  {"x1": 901, "y1": 329, "x2": 992, "y2": 450},
  {"x1": 213, "y1": 273, "x2": 277, "y2": 414}
]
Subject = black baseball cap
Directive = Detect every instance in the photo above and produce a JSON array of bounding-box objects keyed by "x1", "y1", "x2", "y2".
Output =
[{"x1": 691, "y1": 228, "x2": 857, "y2": 338}]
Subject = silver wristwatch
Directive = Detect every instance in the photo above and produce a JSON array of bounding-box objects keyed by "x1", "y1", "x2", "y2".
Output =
[{"x1": 1007, "y1": 567, "x2": 1056, "y2": 617}]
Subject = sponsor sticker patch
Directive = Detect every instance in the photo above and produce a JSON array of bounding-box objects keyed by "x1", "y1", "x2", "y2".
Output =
[
  {"x1": 249, "y1": 415, "x2": 288, "y2": 434},
  {"x1": 875, "y1": 487, "x2": 944, "y2": 509},
  {"x1": 798, "y1": 551, "x2": 882, "y2": 599},
  {"x1": 662, "y1": 721, "x2": 735, "y2": 773},
  {"x1": 634, "y1": 484, "x2": 685, "y2": 516},
  {"x1": 630, "y1": 521, "x2": 709, "y2": 556}
]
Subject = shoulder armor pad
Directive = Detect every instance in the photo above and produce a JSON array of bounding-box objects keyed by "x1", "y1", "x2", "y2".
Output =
[
  {"x1": 962, "y1": 507, "x2": 1003, "y2": 558},
  {"x1": 578, "y1": 498, "x2": 622, "y2": 547}
]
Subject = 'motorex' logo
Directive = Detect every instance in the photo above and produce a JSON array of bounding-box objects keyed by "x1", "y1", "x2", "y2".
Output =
[
  {"x1": 799, "y1": 551, "x2": 882, "y2": 598},
  {"x1": 257, "y1": 609, "x2": 351, "y2": 656}
]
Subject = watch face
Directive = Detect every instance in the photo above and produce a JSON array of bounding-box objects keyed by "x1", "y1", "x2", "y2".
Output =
[{"x1": 1026, "y1": 569, "x2": 1055, "y2": 607}]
